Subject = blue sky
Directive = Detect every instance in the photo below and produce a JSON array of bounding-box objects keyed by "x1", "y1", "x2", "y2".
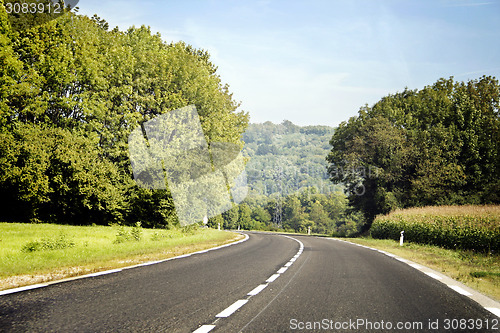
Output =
[{"x1": 78, "y1": 0, "x2": 500, "y2": 127}]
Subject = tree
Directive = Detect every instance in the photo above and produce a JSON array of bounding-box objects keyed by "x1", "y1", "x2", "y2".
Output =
[
  {"x1": 222, "y1": 205, "x2": 239, "y2": 229},
  {"x1": 308, "y1": 200, "x2": 332, "y2": 234},
  {"x1": 283, "y1": 195, "x2": 308, "y2": 232},
  {"x1": 0, "y1": 7, "x2": 249, "y2": 227},
  {"x1": 327, "y1": 76, "x2": 500, "y2": 229},
  {"x1": 0, "y1": 124, "x2": 126, "y2": 224},
  {"x1": 238, "y1": 203, "x2": 252, "y2": 229},
  {"x1": 251, "y1": 206, "x2": 271, "y2": 224}
]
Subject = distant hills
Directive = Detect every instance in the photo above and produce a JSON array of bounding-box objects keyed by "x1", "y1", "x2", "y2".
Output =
[{"x1": 241, "y1": 120, "x2": 340, "y2": 198}]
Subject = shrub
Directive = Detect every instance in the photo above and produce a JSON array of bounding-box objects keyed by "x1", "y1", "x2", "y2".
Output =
[
  {"x1": 114, "y1": 222, "x2": 142, "y2": 243},
  {"x1": 131, "y1": 222, "x2": 142, "y2": 241},
  {"x1": 181, "y1": 223, "x2": 199, "y2": 235},
  {"x1": 113, "y1": 226, "x2": 129, "y2": 244}
]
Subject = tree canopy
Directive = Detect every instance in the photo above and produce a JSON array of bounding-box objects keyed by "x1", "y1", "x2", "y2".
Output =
[
  {"x1": 0, "y1": 4, "x2": 248, "y2": 226},
  {"x1": 327, "y1": 76, "x2": 500, "y2": 229}
]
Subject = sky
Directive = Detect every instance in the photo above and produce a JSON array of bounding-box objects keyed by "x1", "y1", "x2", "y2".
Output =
[{"x1": 78, "y1": 0, "x2": 500, "y2": 127}]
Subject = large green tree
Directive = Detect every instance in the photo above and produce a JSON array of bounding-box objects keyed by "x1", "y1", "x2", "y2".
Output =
[
  {"x1": 0, "y1": 5, "x2": 248, "y2": 226},
  {"x1": 327, "y1": 76, "x2": 500, "y2": 229}
]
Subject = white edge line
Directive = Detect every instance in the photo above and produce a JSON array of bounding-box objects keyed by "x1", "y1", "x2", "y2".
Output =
[
  {"x1": 216, "y1": 299, "x2": 248, "y2": 318},
  {"x1": 0, "y1": 232, "x2": 249, "y2": 297},
  {"x1": 0, "y1": 283, "x2": 49, "y2": 296},
  {"x1": 448, "y1": 285, "x2": 473, "y2": 296},
  {"x1": 87, "y1": 268, "x2": 123, "y2": 277},
  {"x1": 485, "y1": 307, "x2": 500, "y2": 318},
  {"x1": 248, "y1": 284, "x2": 268, "y2": 296},
  {"x1": 331, "y1": 237, "x2": 500, "y2": 316},
  {"x1": 173, "y1": 254, "x2": 192, "y2": 259},
  {"x1": 192, "y1": 324, "x2": 216, "y2": 333},
  {"x1": 425, "y1": 272, "x2": 443, "y2": 280},
  {"x1": 137, "y1": 260, "x2": 162, "y2": 266}
]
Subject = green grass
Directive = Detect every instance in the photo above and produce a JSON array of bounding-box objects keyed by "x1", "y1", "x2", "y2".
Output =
[
  {"x1": 345, "y1": 237, "x2": 500, "y2": 302},
  {"x1": 0, "y1": 223, "x2": 241, "y2": 290}
]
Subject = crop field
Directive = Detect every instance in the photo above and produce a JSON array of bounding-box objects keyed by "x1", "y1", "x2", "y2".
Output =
[{"x1": 370, "y1": 205, "x2": 500, "y2": 252}]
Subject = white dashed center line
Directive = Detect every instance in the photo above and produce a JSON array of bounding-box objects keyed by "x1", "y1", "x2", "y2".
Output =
[
  {"x1": 247, "y1": 284, "x2": 268, "y2": 296},
  {"x1": 192, "y1": 324, "x2": 216, "y2": 333},
  {"x1": 216, "y1": 299, "x2": 248, "y2": 318},
  {"x1": 192, "y1": 234, "x2": 305, "y2": 332}
]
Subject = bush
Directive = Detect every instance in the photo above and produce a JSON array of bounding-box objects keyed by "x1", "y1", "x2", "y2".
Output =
[
  {"x1": 22, "y1": 234, "x2": 75, "y2": 252},
  {"x1": 131, "y1": 222, "x2": 142, "y2": 241},
  {"x1": 113, "y1": 223, "x2": 143, "y2": 243},
  {"x1": 181, "y1": 223, "x2": 200, "y2": 234}
]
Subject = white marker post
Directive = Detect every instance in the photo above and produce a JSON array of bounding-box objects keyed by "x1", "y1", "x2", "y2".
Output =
[
  {"x1": 218, "y1": 222, "x2": 220, "y2": 230},
  {"x1": 308, "y1": 226, "x2": 311, "y2": 235},
  {"x1": 400, "y1": 231, "x2": 404, "y2": 246}
]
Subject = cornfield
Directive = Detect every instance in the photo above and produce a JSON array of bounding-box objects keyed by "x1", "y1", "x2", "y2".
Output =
[{"x1": 370, "y1": 205, "x2": 500, "y2": 252}]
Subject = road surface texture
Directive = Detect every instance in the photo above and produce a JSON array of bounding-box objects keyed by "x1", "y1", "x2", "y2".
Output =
[{"x1": 0, "y1": 232, "x2": 498, "y2": 332}]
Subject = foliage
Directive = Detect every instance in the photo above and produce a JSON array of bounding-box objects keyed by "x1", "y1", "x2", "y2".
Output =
[
  {"x1": 371, "y1": 205, "x2": 500, "y2": 252},
  {"x1": 114, "y1": 222, "x2": 143, "y2": 243},
  {"x1": 242, "y1": 121, "x2": 338, "y2": 197},
  {"x1": 21, "y1": 234, "x2": 75, "y2": 252},
  {"x1": 225, "y1": 186, "x2": 364, "y2": 236},
  {"x1": 0, "y1": 124, "x2": 127, "y2": 224},
  {"x1": 327, "y1": 76, "x2": 500, "y2": 228},
  {"x1": 225, "y1": 120, "x2": 363, "y2": 235},
  {"x1": 181, "y1": 223, "x2": 200, "y2": 234},
  {"x1": 0, "y1": 6, "x2": 248, "y2": 227}
]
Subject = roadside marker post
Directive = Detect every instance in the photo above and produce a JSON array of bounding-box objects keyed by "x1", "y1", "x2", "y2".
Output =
[{"x1": 400, "y1": 231, "x2": 404, "y2": 246}]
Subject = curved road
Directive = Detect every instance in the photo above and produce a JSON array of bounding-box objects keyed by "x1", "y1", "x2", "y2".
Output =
[{"x1": 0, "y1": 232, "x2": 498, "y2": 332}]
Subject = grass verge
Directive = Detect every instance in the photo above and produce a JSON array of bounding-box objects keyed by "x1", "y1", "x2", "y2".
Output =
[
  {"x1": 0, "y1": 223, "x2": 242, "y2": 291},
  {"x1": 345, "y1": 237, "x2": 500, "y2": 302}
]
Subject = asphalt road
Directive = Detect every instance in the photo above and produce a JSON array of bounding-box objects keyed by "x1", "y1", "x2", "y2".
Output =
[{"x1": 0, "y1": 232, "x2": 498, "y2": 332}]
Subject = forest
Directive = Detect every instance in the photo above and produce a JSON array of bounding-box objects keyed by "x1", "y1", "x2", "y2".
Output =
[
  {"x1": 0, "y1": 7, "x2": 248, "y2": 228},
  {"x1": 242, "y1": 120, "x2": 335, "y2": 197}
]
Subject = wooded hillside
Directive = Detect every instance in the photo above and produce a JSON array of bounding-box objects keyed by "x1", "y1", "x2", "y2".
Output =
[
  {"x1": 214, "y1": 121, "x2": 364, "y2": 236},
  {"x1": 242, "y1": 120, "x2": 336, "y2": 197}
]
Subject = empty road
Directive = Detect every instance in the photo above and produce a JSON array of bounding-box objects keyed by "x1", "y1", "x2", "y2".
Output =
[{"x1": 0, "y1": 232, "x2": 498, "y2": 332}]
